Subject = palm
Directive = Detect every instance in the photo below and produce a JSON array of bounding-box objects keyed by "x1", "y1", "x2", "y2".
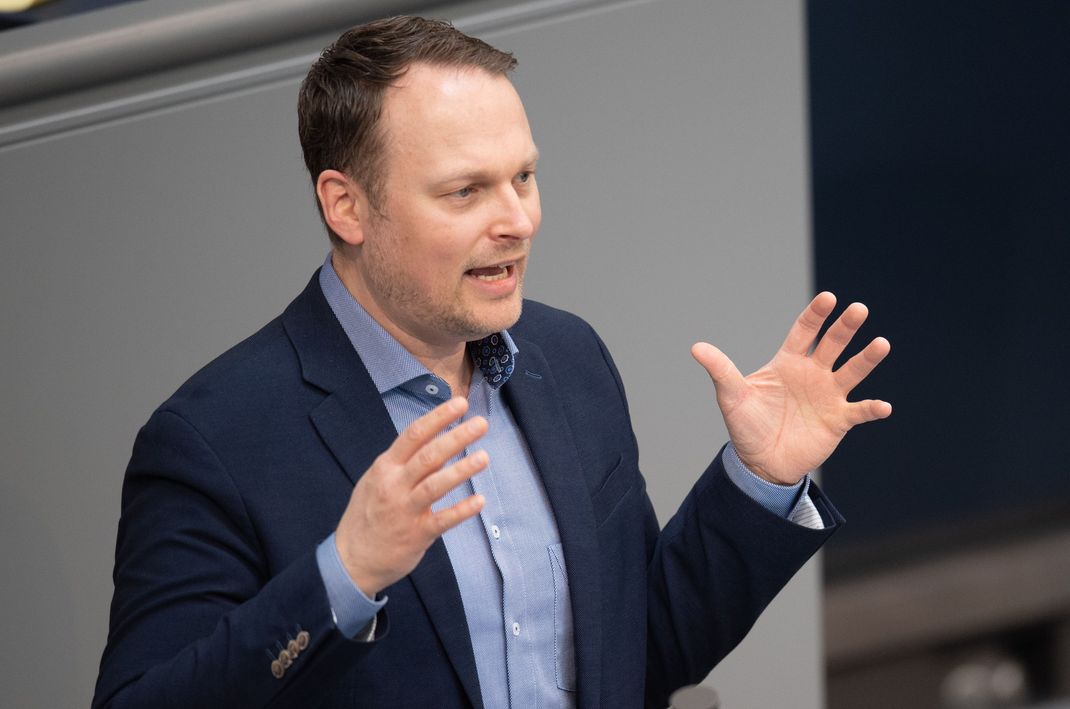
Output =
[{"x1": 692, "y1": 292, "x2": 891, "y2": 485}]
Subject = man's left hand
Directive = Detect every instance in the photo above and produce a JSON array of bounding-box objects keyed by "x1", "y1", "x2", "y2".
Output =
[{"x1": 691, "y1": 291, "x2": 891, "y2": 485}]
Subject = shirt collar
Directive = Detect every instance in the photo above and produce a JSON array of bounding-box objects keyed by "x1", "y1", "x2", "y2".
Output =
[{"x1": 318, "y1": 254, "x2": 519, "y2": 394}]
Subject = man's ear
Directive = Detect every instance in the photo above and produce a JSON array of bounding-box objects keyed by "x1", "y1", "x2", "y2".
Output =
[{"x1": 316, "y1": 169, "x2": 369, "y2": 246}]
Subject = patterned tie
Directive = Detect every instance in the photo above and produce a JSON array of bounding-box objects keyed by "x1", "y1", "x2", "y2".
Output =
[{"x1": 469, "y1": 333, "x2": 514, "y2": 389}]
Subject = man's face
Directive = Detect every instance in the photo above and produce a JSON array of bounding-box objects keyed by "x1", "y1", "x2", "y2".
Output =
[{"x1": 354, "y1": 63, "x2": 541, "y2": 350}]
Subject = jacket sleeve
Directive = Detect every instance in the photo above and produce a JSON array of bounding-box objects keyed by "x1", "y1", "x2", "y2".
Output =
[
  {"x1": 584, "y1": 325, "x2": 841, "y2": 709},
  {"x1": 642, "y1": 453, "x2": 840, "y2": 708},
  {"x1": 93, "y1": 409, "x2": 384, "y2": 709}
]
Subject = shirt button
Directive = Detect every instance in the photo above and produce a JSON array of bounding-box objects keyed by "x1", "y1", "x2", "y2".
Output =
[
  {"x1": 512, "y1": 622, "x2": 521, "y2": 636},
  {"x1": 425, "y1": 383, "x2": 439, "y2": 396},
  {"x1": 491, "y1": 525, "x2": 501, "y2": 539}
]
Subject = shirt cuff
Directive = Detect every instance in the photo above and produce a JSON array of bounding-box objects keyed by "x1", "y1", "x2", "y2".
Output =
[
  {"x1": 721, "y1": 442, "x2": 813, "y2": 521},
  {"x1": 315, "y1": 532, "x2": 387, "y2": 639}
]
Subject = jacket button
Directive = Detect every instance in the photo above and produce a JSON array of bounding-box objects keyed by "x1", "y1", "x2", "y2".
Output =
[
  {"x1": 279, "y1": 649, "x2": 293, "y2": 668},
  {"x1": 287, "y1": 639, "x2": 300, "y2": 656},
  {"x1": 297, "y1": 631, "x2": 310, "y2": 650},
  {"x1": 271, "y1": 660, "x2": 284, "y2": 679}
]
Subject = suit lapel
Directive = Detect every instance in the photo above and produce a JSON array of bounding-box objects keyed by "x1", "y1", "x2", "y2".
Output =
[
  {"x1": 282, "y1": 272, "x2": 484, "y2": 709},
  {"x1": 407, "y1": 543, "x2": 485, "y2": 709},
  {"x1": 504, "y1": 338, "x2": 603, "y2": 709}
]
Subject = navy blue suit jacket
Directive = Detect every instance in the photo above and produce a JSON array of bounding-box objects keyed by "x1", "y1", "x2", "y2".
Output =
[{"x1": 94, "y1": 271, "x2": 841, "y2": 709}]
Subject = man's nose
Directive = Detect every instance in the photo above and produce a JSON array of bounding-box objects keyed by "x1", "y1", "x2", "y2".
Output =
[{"x1": 491, "y1": 185, "x2": 537, "y2": 240}]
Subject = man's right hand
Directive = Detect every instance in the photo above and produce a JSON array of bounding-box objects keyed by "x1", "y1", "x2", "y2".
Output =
[{"x1": 334, "y1": 397, "x2": 488, "y2": 597}]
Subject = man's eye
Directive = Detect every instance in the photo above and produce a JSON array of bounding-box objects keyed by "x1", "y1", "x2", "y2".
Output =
[
  {"x1": 453, "y1": 186, "x2": 474, "y2": 198},
  {"x1": 516, "y1": 172, "x2": 532, "y2": 184}
]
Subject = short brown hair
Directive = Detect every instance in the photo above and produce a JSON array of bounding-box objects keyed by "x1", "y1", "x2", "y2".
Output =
[{"x1": 298, "y1": 16, "x2": 517, "y2": 245}]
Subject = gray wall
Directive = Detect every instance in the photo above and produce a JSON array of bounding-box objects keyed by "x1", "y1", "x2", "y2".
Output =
[{"x1": 0, "y1": 0, "x2": 820, "y2": 706}]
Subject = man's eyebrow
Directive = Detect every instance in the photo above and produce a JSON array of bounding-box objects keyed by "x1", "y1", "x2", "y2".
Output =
[
  {"x1": 437, "y1": 168, "x2": 492, "y2": 186},
  {"x1": 435, "y1": 149, "x2": 541, "y2": 187}
]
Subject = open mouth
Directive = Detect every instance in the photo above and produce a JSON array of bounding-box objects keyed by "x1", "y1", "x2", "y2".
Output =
[{"x1": 465, "y1": 263, "x2": 514, "y2": 282}]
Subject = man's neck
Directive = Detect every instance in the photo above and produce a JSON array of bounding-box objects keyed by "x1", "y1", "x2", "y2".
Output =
[{"x1": 331, "y1": 251, "x2": 475, "y2": 399}]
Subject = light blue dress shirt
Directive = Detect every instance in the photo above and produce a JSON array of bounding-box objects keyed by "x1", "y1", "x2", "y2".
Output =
[{"x1": 313, "y1": 254, "x2": 822, "y2": 707}]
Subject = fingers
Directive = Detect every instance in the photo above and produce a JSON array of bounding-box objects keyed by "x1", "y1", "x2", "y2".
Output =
[
  {"x1": 427, "y1": 493, "x2": 485, "y2": 536},
  {"x1": 410, "y1": 450, "x2": 489, "y2": 510},
  {"x1": 691, "y1": 342, "x2": 747, "y2": 407},
  {"x1": 835, "y1": 336, "x2": 891, "y2": 392},
  {"x1": 811, "y1": 302, "x2": 869, "y2": 368},
  {"x1": 386, "y1": 397, "x2": 469, "y2": 463},
  {"x1": 780, "y1": 291, "x2": 837, "y2": 355},
  {"x1": 844, "y1": 399, "x2": 893, "y2": 428},
  {"x1": 399, "y1": 415, "x2": 488, "y2": 488}
]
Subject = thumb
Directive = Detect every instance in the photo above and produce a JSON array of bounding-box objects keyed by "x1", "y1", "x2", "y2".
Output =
[{"x1": 691, "y1": 342, "x2": 746, "y2": 405}]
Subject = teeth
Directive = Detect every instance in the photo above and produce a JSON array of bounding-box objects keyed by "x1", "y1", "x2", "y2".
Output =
[{"x1": 473, "y1": 266, "x2": 509, "y2": 281}]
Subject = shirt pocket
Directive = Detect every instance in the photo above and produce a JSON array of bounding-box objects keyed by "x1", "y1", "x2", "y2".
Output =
[{"x1": 547, "y1": 542, "x2": 577, "y2": 692}]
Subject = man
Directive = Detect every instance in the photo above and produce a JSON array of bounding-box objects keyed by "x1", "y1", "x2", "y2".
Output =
[{"x1": 94, "y1": 16, "x2": 890, "y2": 709}]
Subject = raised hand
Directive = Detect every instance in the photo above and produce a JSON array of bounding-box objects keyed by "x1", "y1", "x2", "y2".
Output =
[
  {"x1": 335, "y1": 397, "x2": 487, "y2": 597},
  {"x1": 691, "y1": 292, "x2": 891, "y2": 485}
]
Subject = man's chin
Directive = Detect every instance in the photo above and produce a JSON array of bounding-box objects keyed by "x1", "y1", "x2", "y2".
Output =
[{"x1": 459, "y1": 298, "x2": 523, "y2": 341}]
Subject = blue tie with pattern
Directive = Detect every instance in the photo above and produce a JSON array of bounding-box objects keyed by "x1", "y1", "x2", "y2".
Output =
[{"x1": 469, "y1": 333, "x2": 514, "y2": 389}]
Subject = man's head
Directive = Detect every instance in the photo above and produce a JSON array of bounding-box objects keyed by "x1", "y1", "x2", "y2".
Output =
[
  {"x1": 299, "y1": 17, "x2": 541, "y2": 351},
  {"x1": 298, "y1": 16, "x2": 518, "y2": 244}
]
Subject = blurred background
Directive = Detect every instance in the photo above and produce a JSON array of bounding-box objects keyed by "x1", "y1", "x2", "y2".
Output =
[
  {"x1": 1, "y1": 1, "x2": 1067, "y2": 707},
  {"x1": 0, "y1": 0, "x2": 132, "y2": 30},
  {"x1": 810, "y1": 2, "x2": 1070, "y2": 707}
]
